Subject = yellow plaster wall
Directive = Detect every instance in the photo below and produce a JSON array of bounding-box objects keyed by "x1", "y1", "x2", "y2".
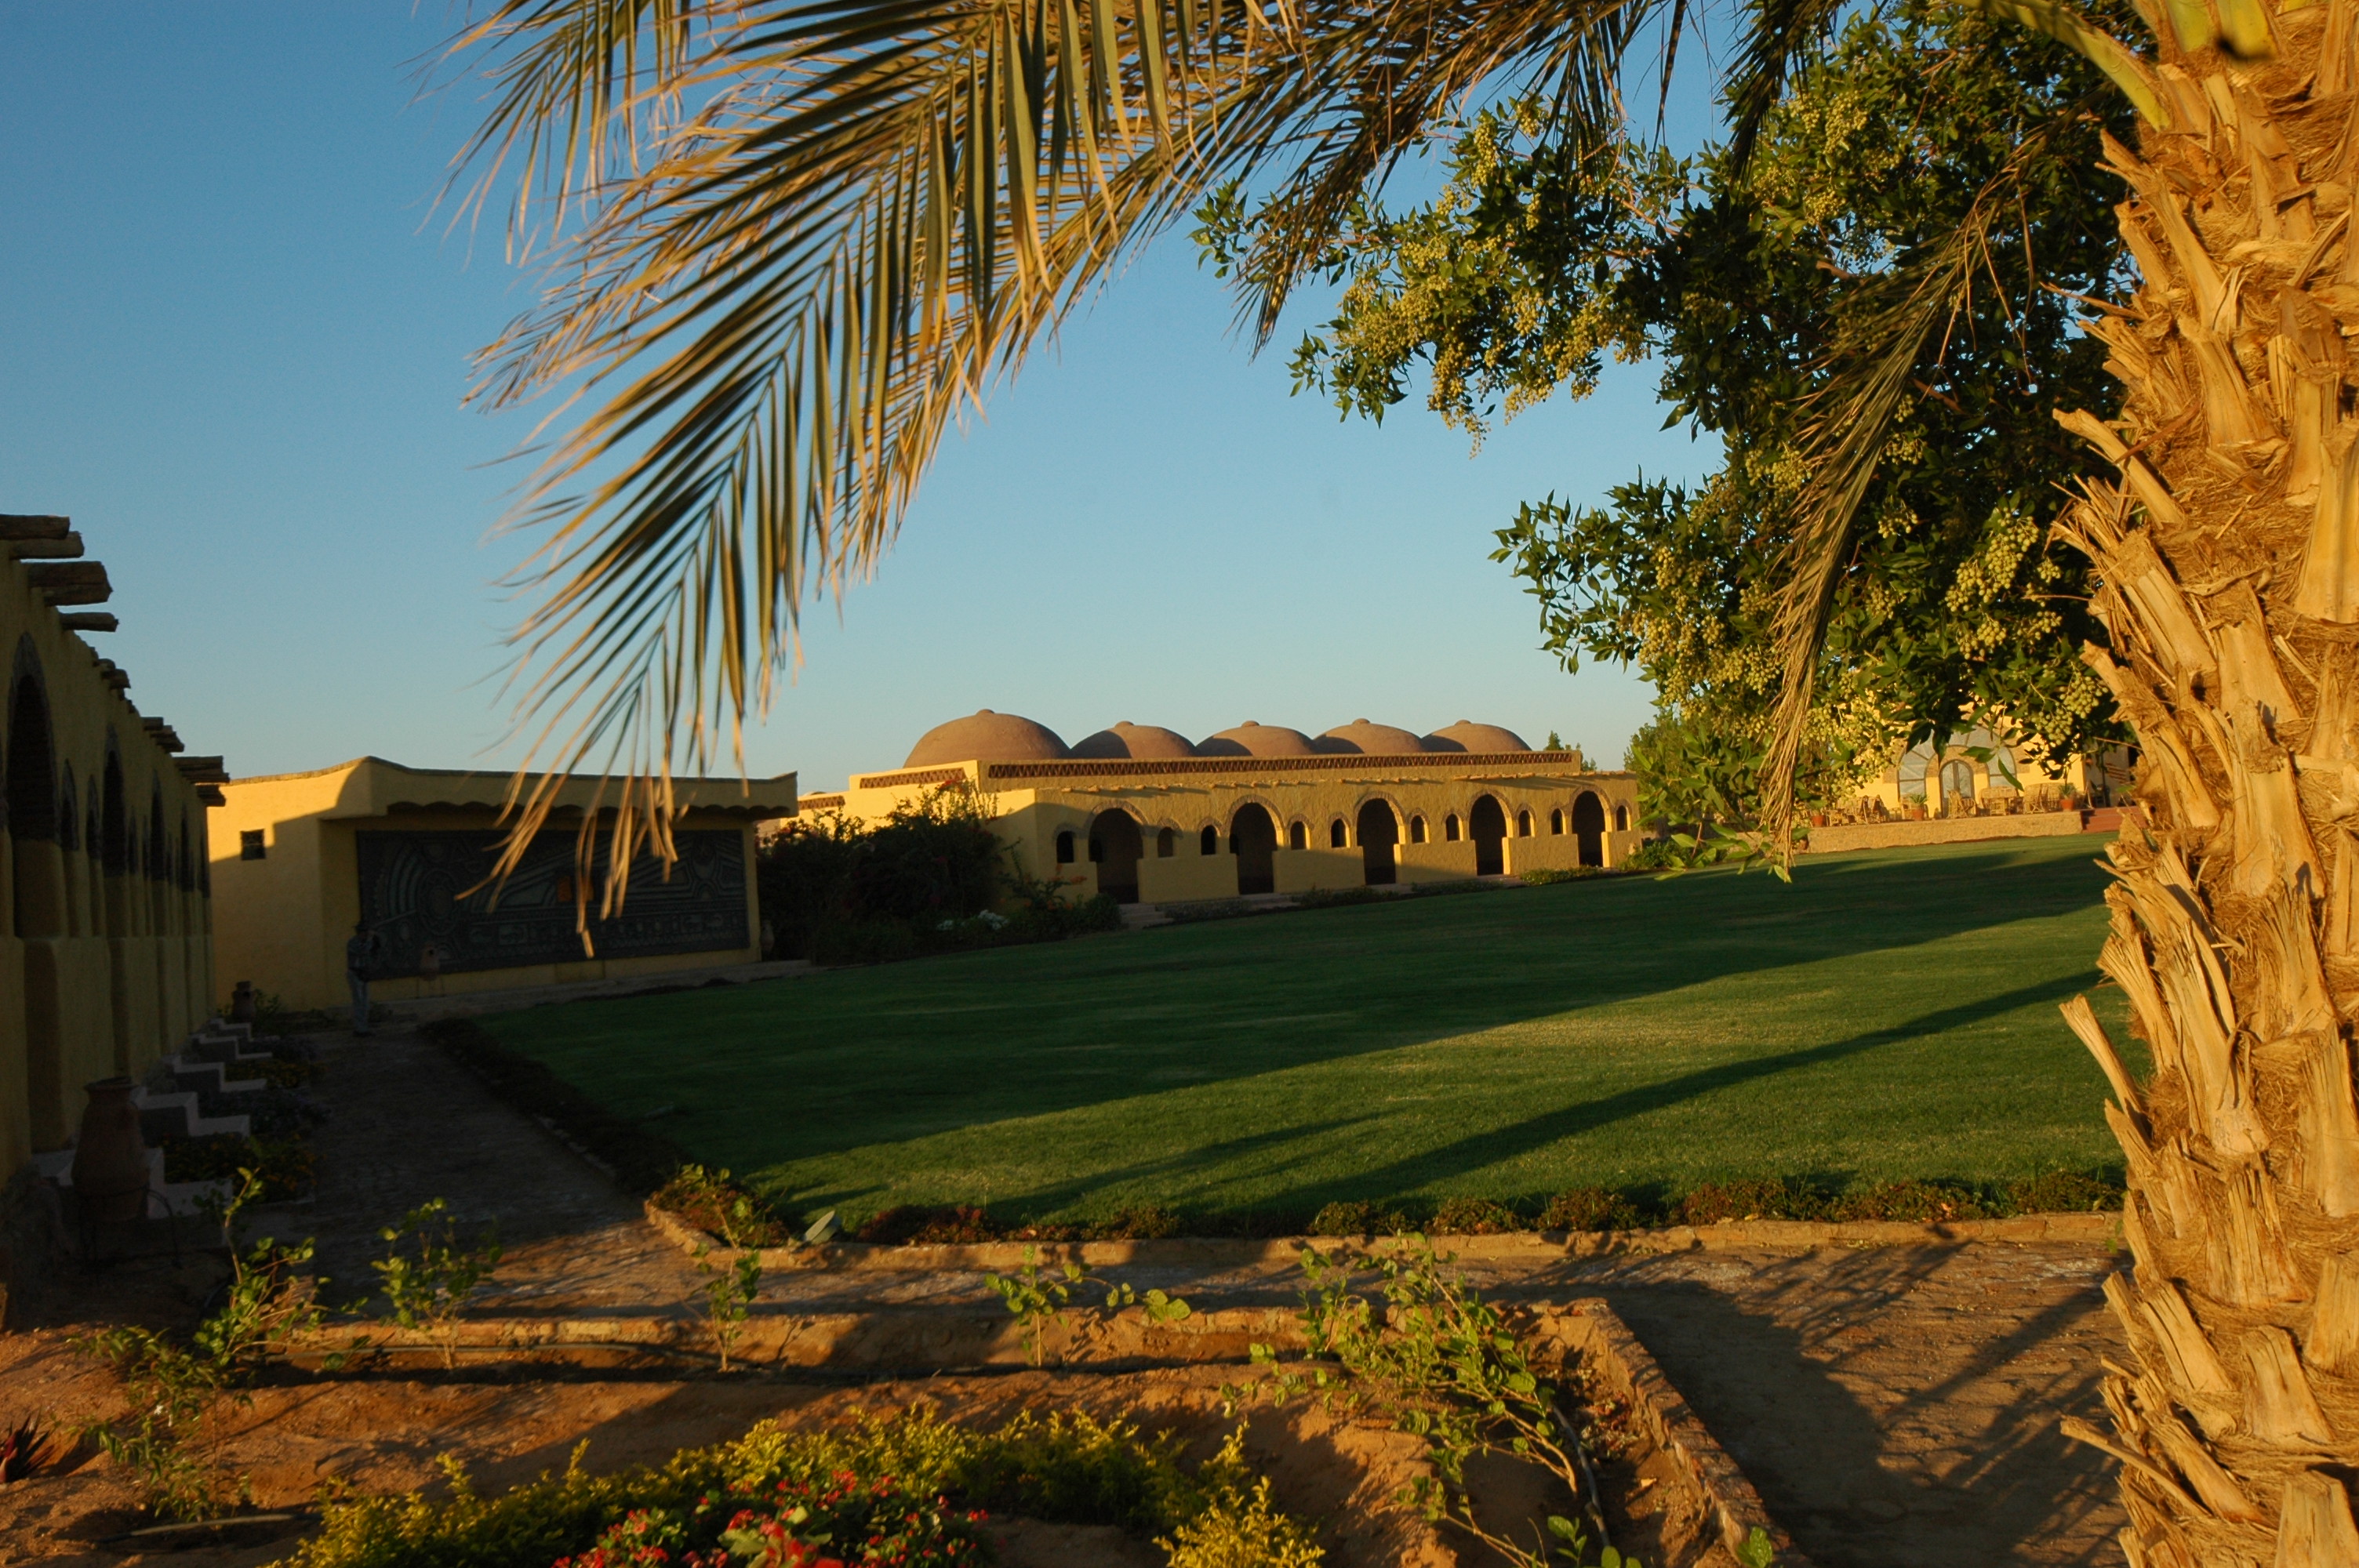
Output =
[
  {"x1": 1398, "y1": 840, "x2": 1481, "y2": 882},
  {"x1": 1136, "y1": 853, "x2": 1237, "y2": 903},
  {"x1": 798, "y1": 758, "x2": 1645, "y2": 910},
  {"x1": 209, "y1": 762, "x2": 787, "y2": 1012},
  {"x1": 0, "y1": 546, "x2": 216, "y2": 1174},
  {"x1": 1273, "y1": 848, "x2": 1365, "y2": 894}
]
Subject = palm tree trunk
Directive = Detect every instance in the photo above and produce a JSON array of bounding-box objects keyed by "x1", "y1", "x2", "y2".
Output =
[{"x1": 2052, "y1": 3, "x2": 2359, "y2": 1562}]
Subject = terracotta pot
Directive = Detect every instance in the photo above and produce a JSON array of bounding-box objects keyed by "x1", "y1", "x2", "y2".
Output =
[{"x1": 71, "y1": 1077, "x2": 151, "y2": 1224}]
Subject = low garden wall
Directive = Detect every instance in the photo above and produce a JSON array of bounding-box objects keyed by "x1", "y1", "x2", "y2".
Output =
[{"x1": 1803, "y1": 809, "x2": 2088, "y2": 854}]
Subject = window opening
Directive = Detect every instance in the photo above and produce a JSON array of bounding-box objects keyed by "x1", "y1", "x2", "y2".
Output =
[
  {"x1": 239, "y1": 830, "x2": 266, "y2": 861},
  {"x1": 1056, "y1": 830, "x2": 1075, "y2": 864}
]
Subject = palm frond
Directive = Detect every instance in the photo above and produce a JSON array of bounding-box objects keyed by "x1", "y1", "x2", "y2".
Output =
[{"x1": 454, "y1": 0, "x2": 1651, "y2": 927}]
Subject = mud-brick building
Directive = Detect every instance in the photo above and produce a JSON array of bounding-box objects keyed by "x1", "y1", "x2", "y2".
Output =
[
  {"x1": 795, "y1": 711, "x2": 1643, "y2": 902},
  {"x1": 208, "y1": 759, "x2": 797, "y2": 1011},
  {"x1": 0, "y1": 514, "x2": 223, "y2": 1179}
]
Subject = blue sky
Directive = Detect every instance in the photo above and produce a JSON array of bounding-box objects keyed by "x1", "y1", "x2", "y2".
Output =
[{"x1": 0, "y1": 4, "x2": 1717, "y2": 793}]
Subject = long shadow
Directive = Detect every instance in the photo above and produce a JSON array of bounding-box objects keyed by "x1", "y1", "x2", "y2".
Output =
[
  {"x1": 481, "y1": 839, "x2": 2121, "y2": 1169},
  {"x1": 1251, "y1": 972, "x2": 2096, "y2": 1213},
  {"x1": 1557, "y1": 1244, "x2": 2132, "y2": 1565}
]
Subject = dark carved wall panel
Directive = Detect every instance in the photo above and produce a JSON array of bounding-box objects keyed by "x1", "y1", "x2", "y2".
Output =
[{"x1": 354, "y1": 829, "x2": 748, "y2": 978}]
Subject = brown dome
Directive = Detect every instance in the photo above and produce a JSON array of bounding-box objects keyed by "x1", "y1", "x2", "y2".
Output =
[
  {"x1": 1071, "y1": 721, "x2": 1198, "y2": 760},
  {"x1": 1195, "y1": 720, "x2": 1316, "y2": 758},
  {"x1": 1422, "y1": 720, "x2": 1533, "y2": 753},
  {"x1": 1315, "y1": 719, "x2": 1427, "y2": 755},
  {"x1": 903, "y1": 710, "x2": 1070, "y2": 767}
]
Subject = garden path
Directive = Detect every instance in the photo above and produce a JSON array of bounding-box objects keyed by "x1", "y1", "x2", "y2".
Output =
[{"x1": 290, "y1": 1025, "x2": 2125, "y2": 1566}]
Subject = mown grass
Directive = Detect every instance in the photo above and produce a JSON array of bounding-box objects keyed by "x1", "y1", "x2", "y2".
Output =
[{"x1": 480, "y1": 835, "x2": 2136, "y2": 1227}]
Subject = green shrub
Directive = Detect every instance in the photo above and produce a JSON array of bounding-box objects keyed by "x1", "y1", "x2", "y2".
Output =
[
  {"x1": 282, "y1": 1407, "x2": 1306, "y2": 1568},
  {"x1": 1539, "y1": 1187, "x2": 1647, "y2": 1232},
  {"x1": 1092, "y1": 1205, "x2": 1183, "y2": 1240},
  {"x1": 1157, "y1": 1433, "x2": 1325, "y2": 1568},
  {"x1": 856, "y1": 1206, "x2": 1001, "y2": 1245},
  {"x1": 1828, "y1": 1179, "x2": 1991, "y2": 1223},
  {"x1": 1677, "y1": 1177, "x2": 1826, "y2": 1225},
  {"x1": 2001, "y1": 1168, "x2": 2122, "y2": 1214},
  {"x1": 651, "y1": 1166, "x2": 791, "y2": 1247},
  {"x1": 1429, "y1": 1196, "x2": 1521, "y2": 1235},
  {"x1": 1307, "y1": 1200, "x2": 1416, "y2": 1237},
  {"x1": 159, "y1": 1134, "x2": 314, "y2": 1200}
]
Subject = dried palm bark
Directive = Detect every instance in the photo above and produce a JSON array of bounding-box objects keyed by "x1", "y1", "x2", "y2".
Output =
[{"x1": 2052, "y1": 2, "x2": 2359, "y2": 1560}]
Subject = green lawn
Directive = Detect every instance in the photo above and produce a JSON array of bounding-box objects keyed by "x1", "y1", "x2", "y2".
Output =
[{"x1": 481, "y1": 835, "x2": 2138, "y2": 1226}]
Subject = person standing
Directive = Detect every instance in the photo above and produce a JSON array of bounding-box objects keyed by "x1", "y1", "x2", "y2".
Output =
[{"x1": 346, "y1": 922, "x2": 382, "y2": 1036}]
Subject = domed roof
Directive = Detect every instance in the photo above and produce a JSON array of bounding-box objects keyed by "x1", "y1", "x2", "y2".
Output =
[
  {"x1": 1195, "y1": 720, "x2": 1317, "y2": 758},
  {"x1": 903, "y1": 710, "x2": 1071, "y2": 767},
  {"x1": 1070, "y1": 721, "x2": 1198, "y2": 760},
  {"x1": 1422, "y1": 720, "x2": 1533, "y2": 753},
  {"x1": 1315, "y1": 719, "x2": 1428, "y2": 755}
]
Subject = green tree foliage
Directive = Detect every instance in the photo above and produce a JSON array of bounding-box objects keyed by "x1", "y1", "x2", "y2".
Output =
[
  {"x1": 1205, "y1": 0, "x2": 2135, "y2": 836},
  {"x1": 758, "y1": 786, "x2": 1005, "y2": 959}
]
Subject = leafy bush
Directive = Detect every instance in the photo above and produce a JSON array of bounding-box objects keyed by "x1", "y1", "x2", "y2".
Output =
[
  {"x1": 1428, "y1": 1197, "x2": 1521, "y2": 1235},
  {"x1": 652, "y1": 1167, "x2": 792, "y2": 1248},
  {"x1": 1092, "y1": 1204, "x2": 1183, "y2": 1240},
  {"x1": 1827, "y1": 1179, "x2": 1992, "y2": 1223},
  {"x1": 2003, "y1": 1168, "x2": 2121, "y2": 1214},
  {"x1": 1539, "y1": 1187, "x2": 1646, "y2": 1232},
  {"x1": 855, "y1": 1206, "x2": 1001, "y2": 1246},
  {"x1": 1676, "y1": 1178, "x2": 1829, "y2": 1225},
  {"x1": 1516, "y1": 866, "x2": 1613, "y2": 885},
  {"x1": 1307, "y1": 1201, "x2": 1416, "y2": 1237},
  {"x1": 1157, "y1": 1432, "x2": 1325, "y2": 1568},
  {"x1": 759, "y1": 788, "x2": 1004, "y2": 961},
  {"x1": 282, "y1": 1407, "x2": 1307, "y2": 1568},
  {"x1": 159, "y1": 1134, "x2": 314, "y2": 1200}
]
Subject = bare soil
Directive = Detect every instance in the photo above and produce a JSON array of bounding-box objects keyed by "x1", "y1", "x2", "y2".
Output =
[
  {"x1": 0, "y1": 1327, "x2": 1730, "y2": 1568},
  {"x1": 2, "y1": 1025, "x2": 2126, "y2": 1566}
]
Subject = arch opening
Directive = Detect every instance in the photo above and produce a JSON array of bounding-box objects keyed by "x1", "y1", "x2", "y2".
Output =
[
  {"x1": 1055, "y1": 829, "x2": 1076, "y2": 865},
  {"x1": 1288, "y1": 820, "x2": 1308, "y2": 851},
  {"x1": 1572, "y1": 790, "x2": 1607, "y2": 866},
  {"x1": 1199, "y1": 825, "x2": 1218, "y2": 856},
  {"x1": 1357, "y1": 800, "x2": 1398, "y2": 886},
  {"x1": 1444, "y1": 813, "x2": 1461, "y2": 842},
  {"x1": 1329, "y1": 818, "x2": 1347, "y2": 848},
  {"x1": 1157, "y1": 827, "x2": 1176, "y2": 858},
  {"x1": 1230, "y1": 804, "x2": 1279, "y2": 895},
  {"x1": 1408, "y1": 815, "x2": 1427, "y2": 844},
  {"x1": 1614, "y1": 804, "x2": 1629, "y2": 833},
  {"x1": 1092, "y1": 809, "x2": 1143, "y2": 902},
  {"x1": 1516, "y1": 809, "x2": 1533, "y2": 837},
  {"x1": 1470, "y1": 796, "x2": 1507, "y2": 876},
  {"x1": 1550, "y1": 808, "x2": 1564, "y2": 835}
]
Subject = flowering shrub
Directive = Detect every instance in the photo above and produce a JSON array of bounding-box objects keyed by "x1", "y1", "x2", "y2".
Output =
[
  {"x1": 549, "y1": 1472, "x2": 984, "y2": 1567},
  {"x1": 286, "y1": 1407, "x2": 1307, "y2": 1568}
]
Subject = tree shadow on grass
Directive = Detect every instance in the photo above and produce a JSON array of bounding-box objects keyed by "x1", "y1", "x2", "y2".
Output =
[
  {"x1": 495, "y1": 840, "x2": 2119, "y2": 1171},
  {"x1": 1230, "y1": 972, "x2": 2100, "y2": 1217},
  {"x1": 780, "y1": 1114, "x2": 1383, "y2": 1225}
]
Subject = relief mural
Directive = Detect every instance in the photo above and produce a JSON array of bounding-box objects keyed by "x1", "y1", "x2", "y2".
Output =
[{"x1": 354, "y1": 829, "x2": 749, "y2": 977}]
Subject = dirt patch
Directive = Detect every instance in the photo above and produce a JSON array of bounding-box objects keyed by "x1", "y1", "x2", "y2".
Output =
[{"x1": 0, "y1": 1329, "x2": 1739, "y2": 1568}]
